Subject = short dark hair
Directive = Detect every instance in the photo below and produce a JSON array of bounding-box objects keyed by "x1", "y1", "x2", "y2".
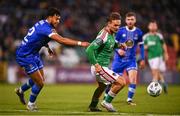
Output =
[
  {"x1": 125, "y1": 12, "x2": 136, "y2": 18},
  {"x1": 149, "y1": 19, "x2": 157, "y2": 24},
  {"x1": 46, "y1": 7, "x2": 60, "y2": 17},
  {"x1": 107, "y1": 12, "x2": 121, "y2": 22}
]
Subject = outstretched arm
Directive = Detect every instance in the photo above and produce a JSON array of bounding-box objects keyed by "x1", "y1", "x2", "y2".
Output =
[{"x1": 50, "y1": 33, "x2": 89, "y2": 47}]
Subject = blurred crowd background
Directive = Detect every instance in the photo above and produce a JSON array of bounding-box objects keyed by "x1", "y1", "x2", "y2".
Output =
[{"x1": 0, "y1": 0, "x2": 179, "y2": 83}]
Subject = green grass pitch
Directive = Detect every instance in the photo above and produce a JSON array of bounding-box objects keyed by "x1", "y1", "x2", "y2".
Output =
[{"x1": 0, "y1": 83, "x2": 180, "y2": 115}]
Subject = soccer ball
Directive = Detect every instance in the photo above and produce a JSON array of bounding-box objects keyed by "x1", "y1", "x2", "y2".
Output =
[{"x1": 147, "y1": 82, "x2": 162, "y2": 97}]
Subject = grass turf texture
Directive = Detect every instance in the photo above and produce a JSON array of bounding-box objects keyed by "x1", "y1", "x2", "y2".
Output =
[{"x1": 0, "y1": 84, "x2": 180, "y2": 115}]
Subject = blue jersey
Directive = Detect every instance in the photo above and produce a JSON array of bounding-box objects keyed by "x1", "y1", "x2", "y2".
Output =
[
  {"x1": 16, "y1": 20, "x2": 55, "y2": 57},
  {"x1": 111, "y1": 26, "x2": 144, "y2": 74},
  {"x1": 16, "y1": 20, "x2": 56, "y2": 74},
  {"x1": 113, "y1": 26, "x2": 143, "y2": 62}
]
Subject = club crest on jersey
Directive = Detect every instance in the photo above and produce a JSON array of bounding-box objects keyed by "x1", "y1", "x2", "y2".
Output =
[{"x1": 125, "y1": 39, "x2": 134, "y2": 48}]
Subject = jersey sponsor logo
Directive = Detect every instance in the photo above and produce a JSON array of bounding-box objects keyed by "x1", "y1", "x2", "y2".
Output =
[
  {"x1": 125, "y1": 39, "x2": 134, "y2": 48},
  {"x1": 147, "y1": 41, "x2": 156, "y2": 46}
]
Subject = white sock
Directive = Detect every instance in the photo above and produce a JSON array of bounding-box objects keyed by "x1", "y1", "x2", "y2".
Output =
[
  {"x1": 127, "y1": 98, "x2": 132, "y2": 102},
  {"x1": 108, "y1": 90, "x2": 116, "y2": 98},
  {"x1": 28, "y1": 101, "x2": 35, "y2": 105},
  {"x1": 19, "y1": 87, "x2": 23, "y2": 93}
]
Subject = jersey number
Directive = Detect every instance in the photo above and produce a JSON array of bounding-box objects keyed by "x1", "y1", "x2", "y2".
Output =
[{"x1": 22, "y1": 27, "x2": 35, "y2": 45}]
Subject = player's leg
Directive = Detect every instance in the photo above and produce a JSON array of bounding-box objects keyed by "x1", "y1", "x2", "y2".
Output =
[
  {"x1": 158, "y1": 58, "x2": 168, "y2": 93},
  {"x1": 27, "y1": 69, "x2": 44, "y2": 111},
  {"x1": 104, "y1": 77, "x2": 125, "y2": 102},
  {"x1": 39, "y1": 68, "x2": 44, "y2": 77},
  {"x1": 88, "y1": 82, "x2": 106, "y2": 112},
  {"x1": 88, "y1": 66, "x2": 107, "y2": 112},
  {"x1": 99, "y1": 67, "x2": 125, "y2": 112},
  {"x1": 15, "y1": 76, "x2": 35, "y2": 105},
  {"x1": 127, "y1": 69, "x2": 137, "y2": 105},
  {"x1": 27, "y1": 56, "x2": 45, "y2": 111},
  {"x1": 158, "y1": 73, "x2": 168, "y2": 93},
  {"x1": 151, "y1": 69, "x2": 159, "y2": 81},
  {"x1": 15, "y1": 57, "x2": 35, "y2": 105},
  {"x1": 104, "y1": 61, "x2": 125, "y2": 99},
  {"x1": 148, "y1": 57, "x2": 160, "y2": 82},
  {"x1": 104, "y1": 84, "x2": 111, "y2": 99},
  {"x1": 102, "y1": 76, "x2": 126, "y2": 112}
]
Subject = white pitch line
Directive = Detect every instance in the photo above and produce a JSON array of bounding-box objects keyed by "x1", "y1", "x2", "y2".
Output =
[{"x1": 0, "y1": 110, "x2": 177, "y2": 116}]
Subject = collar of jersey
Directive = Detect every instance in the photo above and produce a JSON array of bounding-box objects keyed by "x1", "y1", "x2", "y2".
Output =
[
  {"x1": 125, "y1": 26, "x2": 136, "y2": 32},
  {"x1": 44, "y1": 19, "x2": 54, "y2": 28},
  {"x1": 45, "y1": 19, "x2": 49, "y2": 23}
]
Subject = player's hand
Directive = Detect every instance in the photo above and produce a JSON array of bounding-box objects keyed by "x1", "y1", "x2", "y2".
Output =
[
  {"x1": 164, "y1": 52, "x2": 169, "y2": 61},
  {"x1": 94, "y1": 63, "x2": 102, "y2": 73},
  {"x1": 119, "y1": 43, "x2": 127, "y2": 50},
  {"x1": 81, "y1": 42, "x2": 90, "y2": 47},
  {"x1": 47, "y1": 47, "x2": 56, "y2": 57},
  {"x1": 118, "y1": 49, "x2": 126, "y2": 56},
  {"x1": 139, "y1": 60, "x2": 145, "y2": 69}
]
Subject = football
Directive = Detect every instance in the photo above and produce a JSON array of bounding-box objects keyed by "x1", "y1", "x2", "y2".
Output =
[{"x1": 147, "y1": 82, "x2": 162, "y2": 97}]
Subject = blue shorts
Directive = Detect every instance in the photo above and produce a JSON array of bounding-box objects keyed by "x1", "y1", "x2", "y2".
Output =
[
  {"x1": 112, "y1": 59, "x2": 137, "y2": 76},
  {"x1": 16, "y1": 54, "x2": 44, "y2": 75}
]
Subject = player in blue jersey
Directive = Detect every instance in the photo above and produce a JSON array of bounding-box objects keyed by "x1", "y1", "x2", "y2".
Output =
[
  {"x1": 105, "y1": 12, "x2": 145, "y2": 105},
  {"x1": 15, "y1": 7, "x2": 89, "y2": 111}
]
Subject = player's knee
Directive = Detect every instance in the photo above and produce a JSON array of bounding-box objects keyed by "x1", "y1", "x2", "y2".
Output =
[
  {"x1": 117, "y1": 77, "x2": 126, "y2": 87},
  {"x1": 98, "y1": 82, "x2": 106, "y2": 89},
  {"x1": 97, "y1": 84, "x2": 106, "y2": 92},
  {"x1": 121, "y1": 79, "x2": 126, "y2": 87},
  {"x1": 37, "y1": 81, "x2": 44, "y2": 88}
]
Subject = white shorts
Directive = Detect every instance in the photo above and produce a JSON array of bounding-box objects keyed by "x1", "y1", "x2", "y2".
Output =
[
  {"x1": 91, "y1": 66, "x2": 120, "y2": 85},
  {"x1": 148, "y1": 56, "x2": 166, "y2": 72}
]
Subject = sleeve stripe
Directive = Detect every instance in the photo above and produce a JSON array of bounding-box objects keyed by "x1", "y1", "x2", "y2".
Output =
[
  {"x1": 48, "y1": 33, "x2": 58, "y2": 37},
  {"x1": 156, "y1": 33, "x2": 163, "y2": 40},
  {"x1": 142, "y1": 33, "x2": 149, "y2": 40},
  {"x1": 138, "y1": 42, "x2": 144, "y2": 45},
  {"x1": 99, "y1": 30, "x2": 108, "y2": 40}
]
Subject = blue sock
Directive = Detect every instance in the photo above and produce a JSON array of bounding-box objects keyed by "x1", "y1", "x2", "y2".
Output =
[
  {"x1": 104, "y1": 84, "x2": 112, "y2": 100},
  {"x1": 105, "y1": 84, "x2": 111, "y2": 94},
  {"x1": 29, "y1": 84, "x2": 42, "y2": 103},
  {"x1": 20, "y1": 79, "x2": 34, "y2": 92},
  {"x1": 127, "y1": 84, "x2": 136, "y2": 101}
]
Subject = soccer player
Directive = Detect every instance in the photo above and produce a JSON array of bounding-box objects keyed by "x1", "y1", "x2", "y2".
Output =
[
  {"x1": 105, "y1": 12, "x2": 145, "y2": 106},
  {"x1": 86, "y1": 12, "x2": 126, "y2": 112},
  {"x1": 15, "y1": 7, "x2": 89, "y2": 111},
  {"x1": 143, "y1": 20, "x2": 168, "y2": 93}
]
